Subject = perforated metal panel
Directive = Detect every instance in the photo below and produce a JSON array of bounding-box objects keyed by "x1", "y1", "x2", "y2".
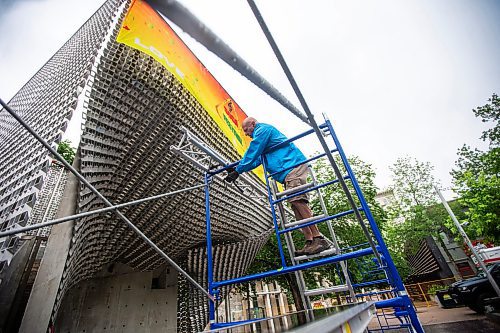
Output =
[
  {"x1": 0, "y1": 1, "x2": 273, "y2": 331},
  {"x1": 0, "y1": 0, "x2": 117, "y2": 255}
]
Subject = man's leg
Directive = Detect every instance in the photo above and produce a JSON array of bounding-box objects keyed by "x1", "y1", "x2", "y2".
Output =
[
  {"x1": 291, "y1": 199, "x2": 330, "y2": 255},
  {"x1": 285, "y1": 164, "x2": 329, "y2": 255},
  {"x1": 290, "y1": 200, "x2": 322, "y2": 239}
]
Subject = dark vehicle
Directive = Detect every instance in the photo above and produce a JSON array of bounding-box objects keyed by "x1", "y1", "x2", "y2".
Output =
[{"x1": 449, "y1": 263, "x2": 500, "y2": 313}]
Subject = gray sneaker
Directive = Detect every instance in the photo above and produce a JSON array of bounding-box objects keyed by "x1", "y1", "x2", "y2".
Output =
[{"x1": 306, "y1": 238, "x2": 331, "y2": 255}]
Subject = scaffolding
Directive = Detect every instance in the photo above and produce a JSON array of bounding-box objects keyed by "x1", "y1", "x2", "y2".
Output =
[{"x1": 201, "y1": 116, "x2": 424, "y2": 332}]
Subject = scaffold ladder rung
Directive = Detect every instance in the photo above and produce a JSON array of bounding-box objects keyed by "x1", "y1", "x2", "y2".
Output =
[
  {"x1": 294, "y1": 247, "x2": 337, "y2": 262},
  {"x1": 275, "y1": 182, "x2": 314, "y2": 198},
  {"x1": 304, "y1": 285, "x2": 349, "y2": 297},
  {"x1": 284, "y1": 214, "x2": 326, "y2": 228}
]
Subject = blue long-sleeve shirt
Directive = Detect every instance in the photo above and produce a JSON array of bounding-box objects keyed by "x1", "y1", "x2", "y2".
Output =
[{"x1": 235, "y1": 123, "x2": 307, "y2": 183}]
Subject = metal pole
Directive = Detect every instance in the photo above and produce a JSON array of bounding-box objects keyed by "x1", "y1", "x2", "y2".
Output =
[
  {"x1": 0, "y1": 184, "x2": 205, "y2": 238},
  {"x1": 205, "y1": 173, "x2": 217, "y2": 326},
  {"x1": 246, "y1": 0, "x2": 381, "y2": 264},
  {"x1": 0, "y1": 98, "x2": 213, "y2": 301},
  {"x1": 271, "y1": 181, "x2": 313, "y2": 322},
  {"x1": 262, "y1": 157, "x2": 287, "y2": 268},
  {"x1": 434, "y1": 185, "x2": 500, "y2": 297}
]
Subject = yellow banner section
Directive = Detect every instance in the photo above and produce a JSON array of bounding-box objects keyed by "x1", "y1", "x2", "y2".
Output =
[{"x1": 116, "y1": 0, "x2": 265, "y2": 180}]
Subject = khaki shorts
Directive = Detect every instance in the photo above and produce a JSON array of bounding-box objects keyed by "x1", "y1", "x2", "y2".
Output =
[{"x1": 284, "y1": 163, "x2": 309, "y2": 203}]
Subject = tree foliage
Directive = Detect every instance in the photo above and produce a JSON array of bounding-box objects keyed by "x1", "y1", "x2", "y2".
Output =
[
  {"x1": 384, "y1": 157, "x2": 442, "y2": 277},
  {"x1": 452, "y1": 93, "x2": 500, "y2": 244},
  {"x1": 473, "y1": 93, "x2": 500, "y2": 146},
  {"x1": 57, "y1": 139, "x2": 76, "y2": 164},
  {"x1": 389, "y1": 157, "x2": 438, "y2": 218}
]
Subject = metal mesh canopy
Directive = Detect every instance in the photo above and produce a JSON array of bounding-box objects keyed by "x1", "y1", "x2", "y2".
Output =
[{"x1": 0, "y1": 0, "x2": 273, "y2": 331}]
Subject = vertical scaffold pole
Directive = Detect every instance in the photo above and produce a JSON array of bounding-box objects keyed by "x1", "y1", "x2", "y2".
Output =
[
  {"x1": 205, "y1": 173, "x2": 216, "y2": 327},
  {"x1": 262, "y1": 156, "x2": 288, "y2": 268},
  {"x1": 325, "y1": 118, "x2": 424, "y2": 333}
]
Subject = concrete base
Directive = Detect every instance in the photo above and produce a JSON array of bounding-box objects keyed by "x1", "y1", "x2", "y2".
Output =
[
  {"x1": 19, "y1": 157, "x2": 78, "y2": 333},
  {"x1": 0, "y1": 238, "x2": 37, "y2": 332},
  {"x1": 54, "y1": 266, "x2": 178, "y2": 332}
]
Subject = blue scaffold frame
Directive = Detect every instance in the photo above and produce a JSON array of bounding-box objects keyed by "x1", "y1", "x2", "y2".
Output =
[{"x1": 203, "y1": 118, "x2": 425, "y2": 333}]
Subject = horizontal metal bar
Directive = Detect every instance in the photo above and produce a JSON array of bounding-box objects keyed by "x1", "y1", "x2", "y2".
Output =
[
  {"x1": 211, "y1": 318, "x2": 261, "y2": 329},
  {"x1": 0, "y1": 184, "x2": 205, "y2": 238},
  {"x1": 285, "y1": 214, "x2": 326, "y2": 228},
  {"x1": 375, "y1": 297, "x2": 405, "y2": 309},
  {"x1": 279, "y1": 207, "x2": 363, "y2": 234},
  {"x1": 211, "y1": 133, "x2": 336, "y2": 178},
  {"x1": 276, "y1": 182, "x2": 314, "y2": 198},
  {"x1": 272, "y1": 175, "x2": 350, "y2": 205},
  {"x1": 263, "y1": 123, "x2": 329, "y2": 155},
  {"x1": 212, "y1": 247, "x2": 374, "y2": 288},
  {"x1": 341, "y1": 242, "x2": 370, "y2": 252},
  {"x1": 352, "y1": 279, "x2": 389, "y2": 288},
  {"x1": 207, "y1": 161, "x2": 240, "y2": 176},
  {"x1": 304, "y1": 285, "x2": 349, "y2": 297},
  {"x1": 202, "y1": 309, "x2": 309, "y2": 333},
  {"x1": 394, "y1": 311, "x2": 410, "y2": 317},
  {"x1": 355, "y1": 289, "x2": 396, "y2": 298},
  {"x1": 285, "y1": 301, "x2": 375, "y2": 333},
  {"x1": 294, "y1": 247, "x2": 337, "y2": 262}
]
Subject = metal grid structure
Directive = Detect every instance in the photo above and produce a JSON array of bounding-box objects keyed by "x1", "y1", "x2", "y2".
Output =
[
  {"x1": 1, "y1": 0, "x2": 274, "y2": 331},
  {"x1": 26, "y1": 161, "x2": 68, "y2": 238},
  {"x1": 0, "y1": 0, "x2": 117, "y2": 261}
]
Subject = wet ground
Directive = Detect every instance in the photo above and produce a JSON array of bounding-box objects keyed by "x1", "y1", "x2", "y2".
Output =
[{"x1": 369, "y1": 305, "x2": 500, "y2": 332}]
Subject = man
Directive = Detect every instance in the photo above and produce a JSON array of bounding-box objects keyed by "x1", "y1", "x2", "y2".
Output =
[{"x1": 224, "y1": 117, "x2": 330, "y2": 256}]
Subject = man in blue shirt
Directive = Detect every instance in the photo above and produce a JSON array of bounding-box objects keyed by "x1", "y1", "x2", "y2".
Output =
[{"x1": 225, "y1": 117, "x2": 330, "y2": 256}]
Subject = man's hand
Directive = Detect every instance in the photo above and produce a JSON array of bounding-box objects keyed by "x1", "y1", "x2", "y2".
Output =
[{"x1": 224, "y1": 167, "x2": 239, "y2": 183}]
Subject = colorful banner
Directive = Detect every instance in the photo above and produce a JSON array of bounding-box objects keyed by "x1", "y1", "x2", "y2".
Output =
[{"x1": 116, "y1": 0, "x2": 263, "y2": 179}]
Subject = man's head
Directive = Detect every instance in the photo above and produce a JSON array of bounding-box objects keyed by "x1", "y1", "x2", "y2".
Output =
[{"x1": 242, "y1": 117, "x2": 257, "y2": 137}]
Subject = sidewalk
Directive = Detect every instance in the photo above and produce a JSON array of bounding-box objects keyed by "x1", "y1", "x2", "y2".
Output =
[
  {"x1": 414, "y1": 305, "x2": 484, "y2": 325},
  {"x1": 368, "y1": 305, "x2": 500, "y2": 332}
]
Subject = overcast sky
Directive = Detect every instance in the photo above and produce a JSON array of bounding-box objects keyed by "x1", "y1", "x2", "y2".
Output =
[{"x1": 1, "y1": 0, "x2": 499, "y2": 199}]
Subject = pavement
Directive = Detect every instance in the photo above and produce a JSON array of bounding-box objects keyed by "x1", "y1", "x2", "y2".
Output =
[{"x1": 368, "y1": 305, "x2": 500, "y2": 332}]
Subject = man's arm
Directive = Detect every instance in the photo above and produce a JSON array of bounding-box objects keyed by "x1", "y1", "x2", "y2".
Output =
[{"x1": 235, "y1": 126, "x2": 272, "y2": 174}]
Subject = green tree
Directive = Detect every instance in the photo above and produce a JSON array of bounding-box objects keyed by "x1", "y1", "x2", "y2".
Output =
[
  {"x1": 389, "y1": 157, "x2": 438, "y2": 218},
  {"x1": 452, "y1": 93, "x2": 500, "y2": 243},
  {"x1": 57, "y1": 139, "x2": 76, "y2": 164},
  {"x1": 385, "y1": 157, "x2": 442, "y2": 277},
  {"x1": 474, "y1": 93, "x2": 500, "y2": 146}
]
